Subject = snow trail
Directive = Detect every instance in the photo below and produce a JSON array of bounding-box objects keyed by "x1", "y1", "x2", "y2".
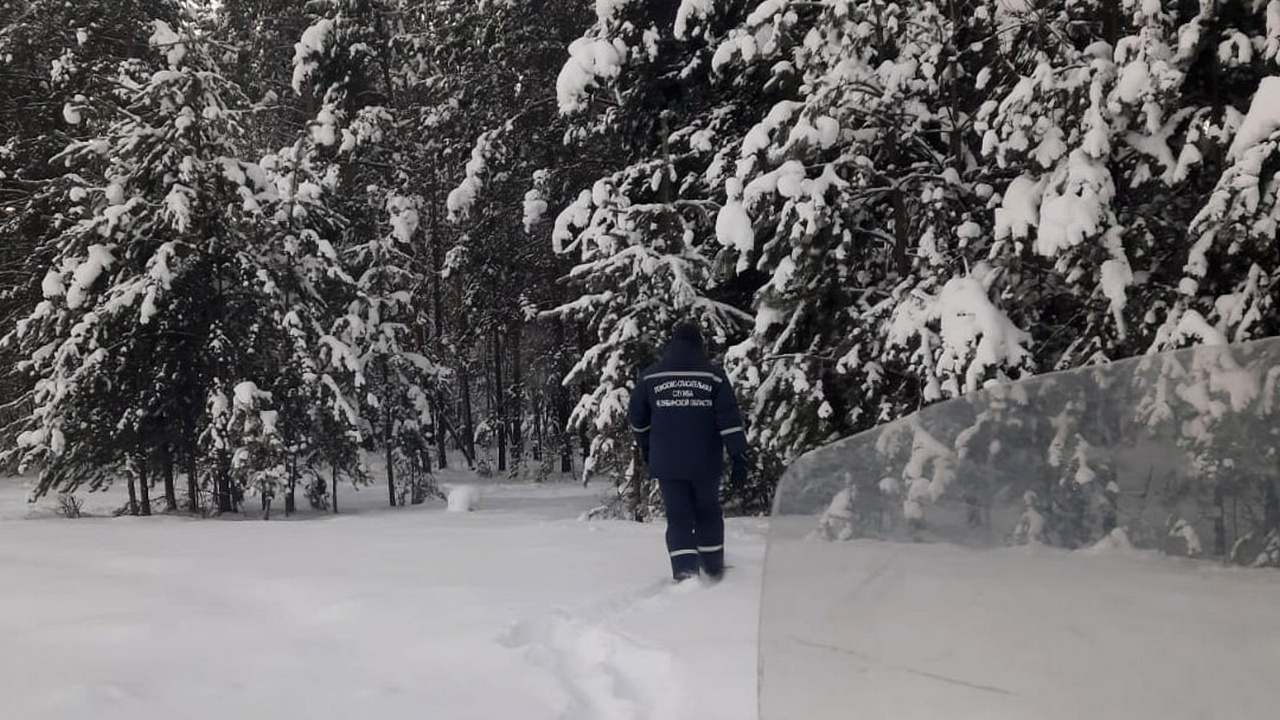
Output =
[
  {"x1": 502, "y1": 520, "x2": 765, "y2": 720},
  {"x1": 1, "y1": 476, "x2": 764, "y2": 720},
  {"x1": 501, "y1": 580, "x2": 689, "y2": 720},
  {"x1": 502, "y1": 608, "x2": 684, "y2": 720}
]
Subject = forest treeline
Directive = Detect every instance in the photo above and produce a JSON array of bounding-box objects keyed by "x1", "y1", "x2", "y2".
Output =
[{"x1": 1, "y1": 1, "x2": 1278, "y2": 540}]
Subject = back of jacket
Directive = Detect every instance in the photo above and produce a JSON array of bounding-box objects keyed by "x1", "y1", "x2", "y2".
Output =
[{"x1": 627, "y1": 335, "x2": 747, "y2": 482}]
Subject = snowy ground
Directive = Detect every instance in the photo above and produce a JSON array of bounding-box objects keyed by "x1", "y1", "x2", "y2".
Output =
[
  {"x1": 761, "y1": 518, "x2": 1280, "y2": 720},
  {"x1": 0, "y1": 473, "x2": 764, "y2": 720},
  {"x1": 8, "y1": 472, "x2": 1280, "y2": 720}
]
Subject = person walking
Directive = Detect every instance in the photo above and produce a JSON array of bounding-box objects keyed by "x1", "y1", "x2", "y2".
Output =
[{"x1": 628, "y1": 322, "x2": 749, "y2": 582}]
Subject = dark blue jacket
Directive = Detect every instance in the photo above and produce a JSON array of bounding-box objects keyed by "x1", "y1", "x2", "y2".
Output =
[{"x1": 628, "y1": 334, "x2": 748, "y2": 482}]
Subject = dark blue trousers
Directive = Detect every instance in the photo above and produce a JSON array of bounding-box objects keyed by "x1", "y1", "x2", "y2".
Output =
[{"x1": 658, "y1": 477, "x2": 724, "y2": 579}]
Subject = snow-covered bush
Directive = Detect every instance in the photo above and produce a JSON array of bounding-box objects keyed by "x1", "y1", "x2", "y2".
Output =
[
  {"x1": 1168, "y1": 517, "x2": 1204, "y2": 557},
  {"x1": 56, "y1": 493, "x2": 84, "y2": 520},
  {"x1": 816, "y1": 477, "x2": 858, "y2": 541},
  {"x1": 1011, "y1": 491, "x2": 1048, "y2": 546},
  {"x1": 1254, "y1": 530, "x2": 1280, "y2": 568}
]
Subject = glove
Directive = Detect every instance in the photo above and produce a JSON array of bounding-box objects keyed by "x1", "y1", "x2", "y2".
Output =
[{"x1": 729, "y1": 453, "x2": 749, "y2": 489}]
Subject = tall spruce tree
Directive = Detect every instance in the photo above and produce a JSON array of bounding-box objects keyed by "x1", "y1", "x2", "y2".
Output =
[
  {"x1": 6, "y1": 13, "x2": 278, "y2": 512},
  {"x1": 293, "y1": 0, "x2": 446, "y2": 506}
]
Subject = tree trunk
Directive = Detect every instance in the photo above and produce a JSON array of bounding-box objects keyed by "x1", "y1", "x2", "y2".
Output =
[
  {"x1": 891, "y1": 187, "x2": 910, "y2": 277},
  {"x1": 1263, "y1": 477, "x2": 1280, "y2": 534},
  {"x1": 386, "y1": 412, "x2": 397, "y2": 508},
  {"x1": 1213, "y1": 480, "x2": 1227, "y2": 557},
  {"x1": 494, "y1": 332, "x2": 507, "y2": 473},
  {"x1": 579, "y1": 384, "x2": 590, "y2": 462},
  {"x1": 137, "y1": 460, "x2": 152, "y2": 517},
  {"x1": 216, "y1": 452, "x2": 234, "y2": 515},
  {"x1": 510, "y1": 326, "x2": 524, "y2": 473},
  {"x1": 162, "y1": 445, "x2": 177, "y2": 512},
  {"x1": 460, "y1": 363, "x2": 476, "y2": 463},
  {"x1": 126, "y1": 475, "x2": 139, "y2": 516},
  {"x1": 332, "y1": 462, "x2": 340, "y2": 515},
  {"x1": 1102, "y1": 0, "x2": 1119, "y2": 45},
  {"x1": 558, "y1": 386, "x2": 573, "y2": 473},
  {"x1": 430, "y1": 164, "x2": 449, "y2": 470},
  {"x1": 207, "y1": 201, "x2": 234, "y2": 517},
  {"x1": 532, "y1": 396, "x2": 543, "y2": 464},
  {"x1": 411, "y1": 454, "x2": 428, "y2": 505},
  {"x1": 285, "y1": 454, "x2": 297, "y2": 516},
  {"x1": 554, "y1": 321, "x2": 573, "y2": 474},
  {"x1": 434, "y1": 403, "x2": 449, "y2": 469},
  {"x1": 573, "y1": 320, "x2": 591, "y2": 467},
  {"x1": 186, "y1": 443, "x2": 200, "y2": 514},
  {"x1": 437, "y1": 410, "x2": 476, "y2": 467}
]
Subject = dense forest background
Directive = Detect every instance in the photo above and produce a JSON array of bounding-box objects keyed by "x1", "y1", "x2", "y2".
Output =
[{"x1": 1, "y1": 0, "x2": 1278, "y2": 528}]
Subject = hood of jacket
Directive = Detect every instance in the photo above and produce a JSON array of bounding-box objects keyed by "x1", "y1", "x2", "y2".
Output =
[{"x1": 661, "y1": 324, "x2": 708, "y2": 368}]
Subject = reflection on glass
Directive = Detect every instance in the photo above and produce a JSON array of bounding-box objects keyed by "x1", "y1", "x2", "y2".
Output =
[{"x1": 760, "y1": 339, "x2": 1280, "y2": 720}]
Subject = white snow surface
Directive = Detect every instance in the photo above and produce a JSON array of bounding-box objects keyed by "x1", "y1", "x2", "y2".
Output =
[
  {"x1": 65, "y1": 244, "x2": 115, "y2": 310},
  {"x1": 292, "y1": 19, "x2": 335, "y2": 94},
  {"x1": 447, "y1": 131, "x2": 496, "y2": 222},
  {"x1": 148, "y1": 21, "x2": 186, "y2": 68},
  {"x1": 762, "y1": 518, "x2": 1280, "y2": 720},
  {"x1": 715, "y1": 190, "x2": 754, "y2": 254},
  {"x1": 41, "y1": 269, "x2": 65, "y2": 299},
  {"x1": 0, "y1": 472, "x2": 762, "y2": 720},
  {"x1": 7, "y1": 465, "x2": 1278, "y2": 720},
  {"x1": 385, "y1": 194, "x2": 420, "y2": 244},
  {"x1": 1228, "y1": 76, "x2": 1280, "y2": 160},
  {"x1": 674, "y1": 0, "x2": 714, "y2": 40},
  {"x1": 993, "y1": 175, "x2": 1046, "y2": 240},
  {"x1": 522, "y1": 189, "x2": 548, "y2": 233},
  {"x1": 595, "y1": 0, "x2": 633, "y2": 23},
  {"x1": 1034, "y1": 151, "x2": 1114, "y2": 257},
  {"x1": 558, "y1": 38, "x2": 626, "y2": 114}
]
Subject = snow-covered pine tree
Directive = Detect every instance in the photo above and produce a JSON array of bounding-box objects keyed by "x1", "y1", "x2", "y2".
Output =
[
  {"x1": 1156, "y1": 2, "x2": 1280, "y2": 348},
  {"x1": 1131, "y1": 339, "x2": 1280, "y2": 559},
  {"x1": 253, "y1": 132, "x2": 363, "y2": 515},
  {"x1": 706, "y1": 1, "x2": 1034, "y2": 491},
  {"x1": 760, "y1": 0, "x2": 1279, "y2": 532},
  {"x1": 978, "y1": 1, "x2": 1280, "y2": 555},
  {"x1": 976, "y1": 0, "x2": 1152, "y2": 366},
  {"x1": 377, "y1": 0, "x2": 473, "y2": 471},
  {"x1": 5, "y1": 12, "x2": 297, "y2": 513},
  {"x1": 958, "y1": 364, "x2": 1120, "y2": 550},
  {"x1": 0, "y1": 0, "x2": 182, "y2": 450},
  {"x1": 431, "y1": 0, "x2": 593, "y2": 478},
  {"x1": 207, "y1": 0, "x2": 377, "y2": 510},
  {"x1": 293, "y1": 0, "x2": 446, "y2": 507},
  {"x1": 1118, "y1": 3, "x2": 1280, "y2": 558},
  {"x1": 205, "y1": 380, "x2": 286, "y2": 517},
  {"x1": 1036, "y1": 379, "x2": 1118, "y2": 548},
  {"x1": 546, "y1": 0, "x2": 768, "y2": 517},
  {"x1": 951, "y1": 379, "x2": 1036, "y2": 532},
  {"x1": 214, "y1": 0, "x2": 314, "y2": 141},
  {"x1": 979, "y1": 1, "x2": 1280, "y2": 361}
]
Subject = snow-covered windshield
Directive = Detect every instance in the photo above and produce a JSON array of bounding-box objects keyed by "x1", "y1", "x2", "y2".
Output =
[{"x1": 759, "y1": 339, "x2": 1280, "y2": 720}]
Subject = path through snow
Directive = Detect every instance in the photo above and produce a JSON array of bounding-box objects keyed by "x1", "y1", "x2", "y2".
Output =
[
  {"x1": 501, "y1": 523, "x2": 765, "y2": 720},
  {"x1": 0, "y1": 475, "x2": 765, "y2": 720}
]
